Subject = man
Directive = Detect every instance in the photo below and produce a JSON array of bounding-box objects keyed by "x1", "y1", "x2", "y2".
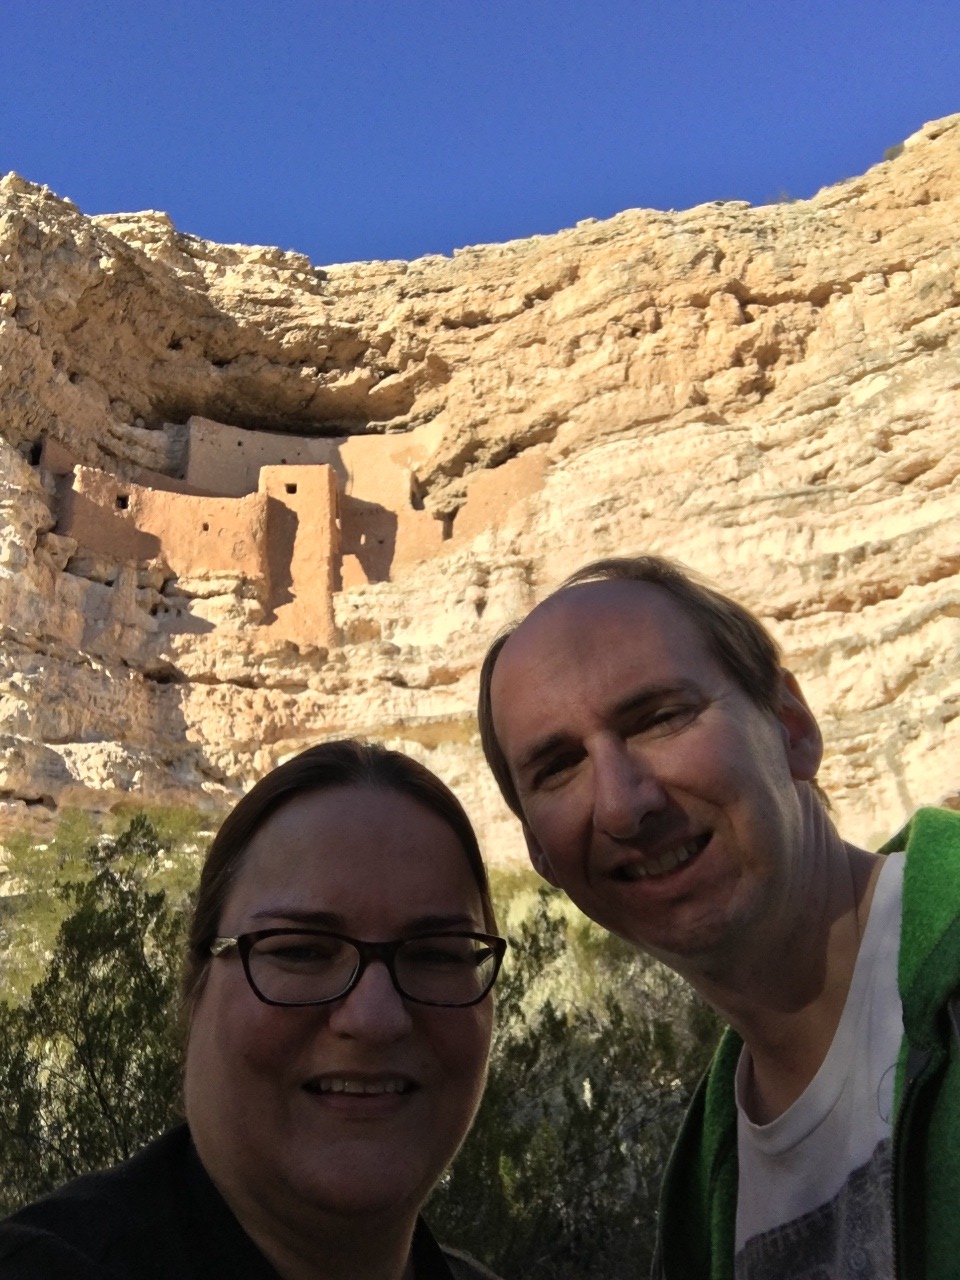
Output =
[{"x1": 478, "y1": 555, "x2": 960, "y2": 1279}]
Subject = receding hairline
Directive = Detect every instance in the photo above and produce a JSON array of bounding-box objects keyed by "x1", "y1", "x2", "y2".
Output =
[{"x1": 491, "y1": 576, "x2": 719, "y2": 678}]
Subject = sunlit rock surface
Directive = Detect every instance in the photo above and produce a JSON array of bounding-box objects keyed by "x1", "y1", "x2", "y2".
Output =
[{"x1": 1, "y1": 114, "x2": 959, "y2": 862}]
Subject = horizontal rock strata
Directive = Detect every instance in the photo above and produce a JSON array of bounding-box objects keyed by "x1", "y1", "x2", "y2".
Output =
[{"x1": 1, "y1": 113, "x2": 959, "y2": 865}]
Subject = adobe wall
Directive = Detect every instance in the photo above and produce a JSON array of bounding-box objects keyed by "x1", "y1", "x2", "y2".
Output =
[
  {"x1": 54, "y1": 459, "x2": 341, "y2": 649},
  {"x1": 58, "y1": 467, "x2": 271, "y2": 587},
  {"x1": 49, "y1": 412, "x2": 547, "y2": 653},
  {"x1": 185, "y1": 417, "x2": 340, "y2": 494},
  {"x1": 185, "y1": 415, "x2": 446, "y2": 584},
  {"x1": 42, "y1": 436, "x2": 219, "y2": 497},
  {"x1": 259, "y1": 464, "x2": 339, "y2": 649}
]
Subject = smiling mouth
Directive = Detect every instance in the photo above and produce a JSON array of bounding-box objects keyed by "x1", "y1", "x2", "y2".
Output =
[
  {"x1": 304, "y1": 1077, "x2": 414, "y2": 1097},
  {"x1": 613, "y1": 833, "x2": 711, "y2": 882}
]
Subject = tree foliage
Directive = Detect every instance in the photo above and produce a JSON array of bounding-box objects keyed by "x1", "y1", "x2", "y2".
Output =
[
  {"x1": 428, "y1": 891, "x2": 721, "y2": 1278},
  {"x1": 0, "y1": 816, "x2": 187, "y2": 1215}
]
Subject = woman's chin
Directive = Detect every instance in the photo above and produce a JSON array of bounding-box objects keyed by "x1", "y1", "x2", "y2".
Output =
[{"x1": 279, "y1": 1148, "x2": 439, "y2": 1222}]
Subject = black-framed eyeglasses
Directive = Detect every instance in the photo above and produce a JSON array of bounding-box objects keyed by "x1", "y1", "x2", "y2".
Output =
[{"x1": 209, "y1": 928, "x2": 507, "y2": 1008}]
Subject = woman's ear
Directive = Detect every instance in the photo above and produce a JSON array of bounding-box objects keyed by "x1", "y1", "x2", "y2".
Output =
[{"x1": 777, "y1": 669, "x2": 824, "y2": 781}]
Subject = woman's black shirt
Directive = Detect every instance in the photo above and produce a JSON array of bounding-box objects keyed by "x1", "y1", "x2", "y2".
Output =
[{"x1": 0, "y1": 1125, "x2": 500, "y2": 1280}]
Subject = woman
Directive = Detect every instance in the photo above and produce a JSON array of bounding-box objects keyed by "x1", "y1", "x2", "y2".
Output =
[{"x1": 0, "y1": 740, "x2": 507, "y2": 1280}]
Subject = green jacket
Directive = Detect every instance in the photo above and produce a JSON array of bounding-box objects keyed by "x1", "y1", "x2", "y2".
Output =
[{"x1": 654, "y1": 807, "x2": 960, "y2": 1279}]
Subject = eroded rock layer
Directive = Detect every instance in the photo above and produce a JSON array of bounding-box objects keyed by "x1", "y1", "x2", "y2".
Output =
[{"x1": 1, "y1": 114, "x2": 959, "y2": 863}]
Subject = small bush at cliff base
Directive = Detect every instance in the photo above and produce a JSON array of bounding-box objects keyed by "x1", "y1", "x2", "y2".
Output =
[{"x1": 0, "y1": 815, "x2": 186, "y2": 1215}]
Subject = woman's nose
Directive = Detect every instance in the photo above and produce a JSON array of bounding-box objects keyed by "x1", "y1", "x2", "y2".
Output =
[
  {"x1": 326, "y1": 960, "x2": 414, "y2": 1041},
  {"x1": 592, "y1": 741, "x2": 666, "y2": 839}
]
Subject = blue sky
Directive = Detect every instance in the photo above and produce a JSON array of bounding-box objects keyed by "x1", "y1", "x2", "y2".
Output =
[{"x1": 3, "y1": 1, "x2": 958, "y2": 266}]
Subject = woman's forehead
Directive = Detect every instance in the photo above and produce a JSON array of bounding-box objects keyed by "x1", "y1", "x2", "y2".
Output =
[
  {"x1": 246, "y1": 783, "x2": 458, "y2": 846},
  {"x1": 224, "y1": 785, "x2": 482, "y2": 920}
]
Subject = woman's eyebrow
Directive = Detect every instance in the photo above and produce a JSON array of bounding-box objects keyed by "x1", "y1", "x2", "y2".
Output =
[
  {"x1": 249, "y1": 908, "x2": 344, "y2": 928},
  {"x1": 405, "y1": 913, "x2": 482, "y2": 932},
  {"x1": 247, "y1": 909, "x2": 480, "y2": 931}
]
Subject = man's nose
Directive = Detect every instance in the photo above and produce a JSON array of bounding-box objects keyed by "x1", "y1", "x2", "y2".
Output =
[
  {"x1": 326, "y1": 960, "x2": 414, "y2": 1042},
  {"x1": 592, "y1": 740, "x2": 665, "y2": 839}
]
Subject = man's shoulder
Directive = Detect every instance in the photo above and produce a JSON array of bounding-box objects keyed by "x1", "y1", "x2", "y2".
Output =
[
  {"x1": 878, "y1": 806, "x2": 960, "y2": 857},
  {"x1": 653, "y1": 1028, "x2": 742, "y2": 1279}
]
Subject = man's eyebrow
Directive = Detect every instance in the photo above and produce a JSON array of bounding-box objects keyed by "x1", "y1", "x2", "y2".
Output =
[
  {"x1": 514, "y1": 680, "x2": 703, "y2": 775},
  {"x1": 515, "y1": 732, "x2": 569, "y2": 776},
  {"x1": 610, "y1": 680, "x2": 702, "y2": 719}
]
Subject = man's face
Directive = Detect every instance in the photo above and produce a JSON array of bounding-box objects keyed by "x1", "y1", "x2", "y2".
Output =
[{"x1": 489, "y1": 581, "x2": 822, "y2": 969}]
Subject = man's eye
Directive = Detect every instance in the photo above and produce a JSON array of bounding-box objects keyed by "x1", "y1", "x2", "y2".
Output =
[
  {"x1": 532, "y1": 752, "x2": 581, "y2": 789},
  {"x1": 643, "y1": 705, "x2": 698, "y2": 733}
]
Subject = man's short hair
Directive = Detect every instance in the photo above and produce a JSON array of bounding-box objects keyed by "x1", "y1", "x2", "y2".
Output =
[{"x1": 478, "y1": 554, "x2": 792, "y2": 818}]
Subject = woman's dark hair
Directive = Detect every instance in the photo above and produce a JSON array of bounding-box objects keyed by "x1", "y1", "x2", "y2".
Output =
[{"x1": 182, "y1": 739, "x2": 495, "y2": 1020}]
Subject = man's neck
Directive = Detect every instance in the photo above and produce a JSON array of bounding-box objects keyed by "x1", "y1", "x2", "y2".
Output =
[{"x1": 681, "y1": 806, "x2": 885, "y2": 1124}]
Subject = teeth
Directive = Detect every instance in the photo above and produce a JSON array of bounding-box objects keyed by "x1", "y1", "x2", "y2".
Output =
[
  {"x1": 619, "y1": 836, "x2": 707, "y2": 881},
  {"x1": 312, "y1": 1077, "x2": 408, "y2": 1096}
]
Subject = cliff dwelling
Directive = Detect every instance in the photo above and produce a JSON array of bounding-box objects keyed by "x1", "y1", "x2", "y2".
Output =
[{"x1": 36, "y1": 415, "x2": 460, "y2": 651}]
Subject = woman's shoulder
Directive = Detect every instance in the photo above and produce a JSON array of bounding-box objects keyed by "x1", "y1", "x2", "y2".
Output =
[
  {"x1": 1, "y1": 1126, "x2": 190, "y2": 1217},
  {"x1": 413, "y1": 1219, "x2": 504, "y2": 1280},
  {"x1": 440, "y1": 1245, "x2": 507, "y2": 1279},
  {"x1": 0, "y1": 1220, "x2": 126, "y2": 1279},
  {"x1": 0, "y1": 1126, "x2": 206, "y2": 1278}
]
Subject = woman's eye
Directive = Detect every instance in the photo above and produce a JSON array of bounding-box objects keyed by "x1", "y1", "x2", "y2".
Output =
[
  {"x1": 405, "y1": 943, "x2": 473, "y2": 968},
  {"x1": 270, "y1": 946, "x2": 329, "y2": 966},
  {"x1": 260, "y1": 937, "x2": 341, "y2": 965}
]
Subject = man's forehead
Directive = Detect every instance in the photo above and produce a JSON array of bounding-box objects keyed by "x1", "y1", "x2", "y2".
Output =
[
  {"x1": 503, "y1": 578, "x2": 702, "y2": 657},
  {"x1": 491, "y1": 579, "x2": 718, "y2": 715}
]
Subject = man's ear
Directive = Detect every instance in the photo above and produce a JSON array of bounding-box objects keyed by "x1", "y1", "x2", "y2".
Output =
[
  {"x1": 522, "y1": 824, "x2": 561, "y2": 888},
  {"x1": 777, "y1": 669, "x2": 824, "y2": 781}
]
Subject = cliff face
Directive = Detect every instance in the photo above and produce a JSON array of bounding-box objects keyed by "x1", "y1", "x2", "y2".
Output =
[{"x1": 1, "y1": 114, "x2": 959, "y2": 863}]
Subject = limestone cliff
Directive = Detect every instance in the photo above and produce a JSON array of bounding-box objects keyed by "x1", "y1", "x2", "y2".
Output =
[{"x1": 1, "y1": 113, "x2": 959, "y2": 864}]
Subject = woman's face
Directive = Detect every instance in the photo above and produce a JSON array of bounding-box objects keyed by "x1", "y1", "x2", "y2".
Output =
[{"x1": 183, "y1": 784, "x2": 494, "y2": 1232}]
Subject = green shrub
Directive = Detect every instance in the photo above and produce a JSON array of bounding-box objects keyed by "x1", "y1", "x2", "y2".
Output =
[
  {"x1": 428, "y1": 889, "x2": 721, "y2": 1278},
  {"x1": 0, "y1": 816, "x2": 187, "y2": 1214},
  {"x1": 0, "y1": 805, "x2": 211, "y2": 1002}
]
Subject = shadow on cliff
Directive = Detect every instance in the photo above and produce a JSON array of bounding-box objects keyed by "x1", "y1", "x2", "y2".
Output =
[
  {"x1": 340, "y1": 497, "x2": 397, "y2": 584},
  {"x1": 264, "y1": 500, "x2": 296, "y2": 616}
]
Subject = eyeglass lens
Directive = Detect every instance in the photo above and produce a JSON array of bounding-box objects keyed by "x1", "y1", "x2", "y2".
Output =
[{"x1": 247, "y1": 932, "x2": 499, "y2": 1006}]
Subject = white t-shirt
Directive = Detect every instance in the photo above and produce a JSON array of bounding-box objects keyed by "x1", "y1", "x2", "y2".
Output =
[{"x1": 734, "y1": 852, "x2": 905, "y2": 1279}]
